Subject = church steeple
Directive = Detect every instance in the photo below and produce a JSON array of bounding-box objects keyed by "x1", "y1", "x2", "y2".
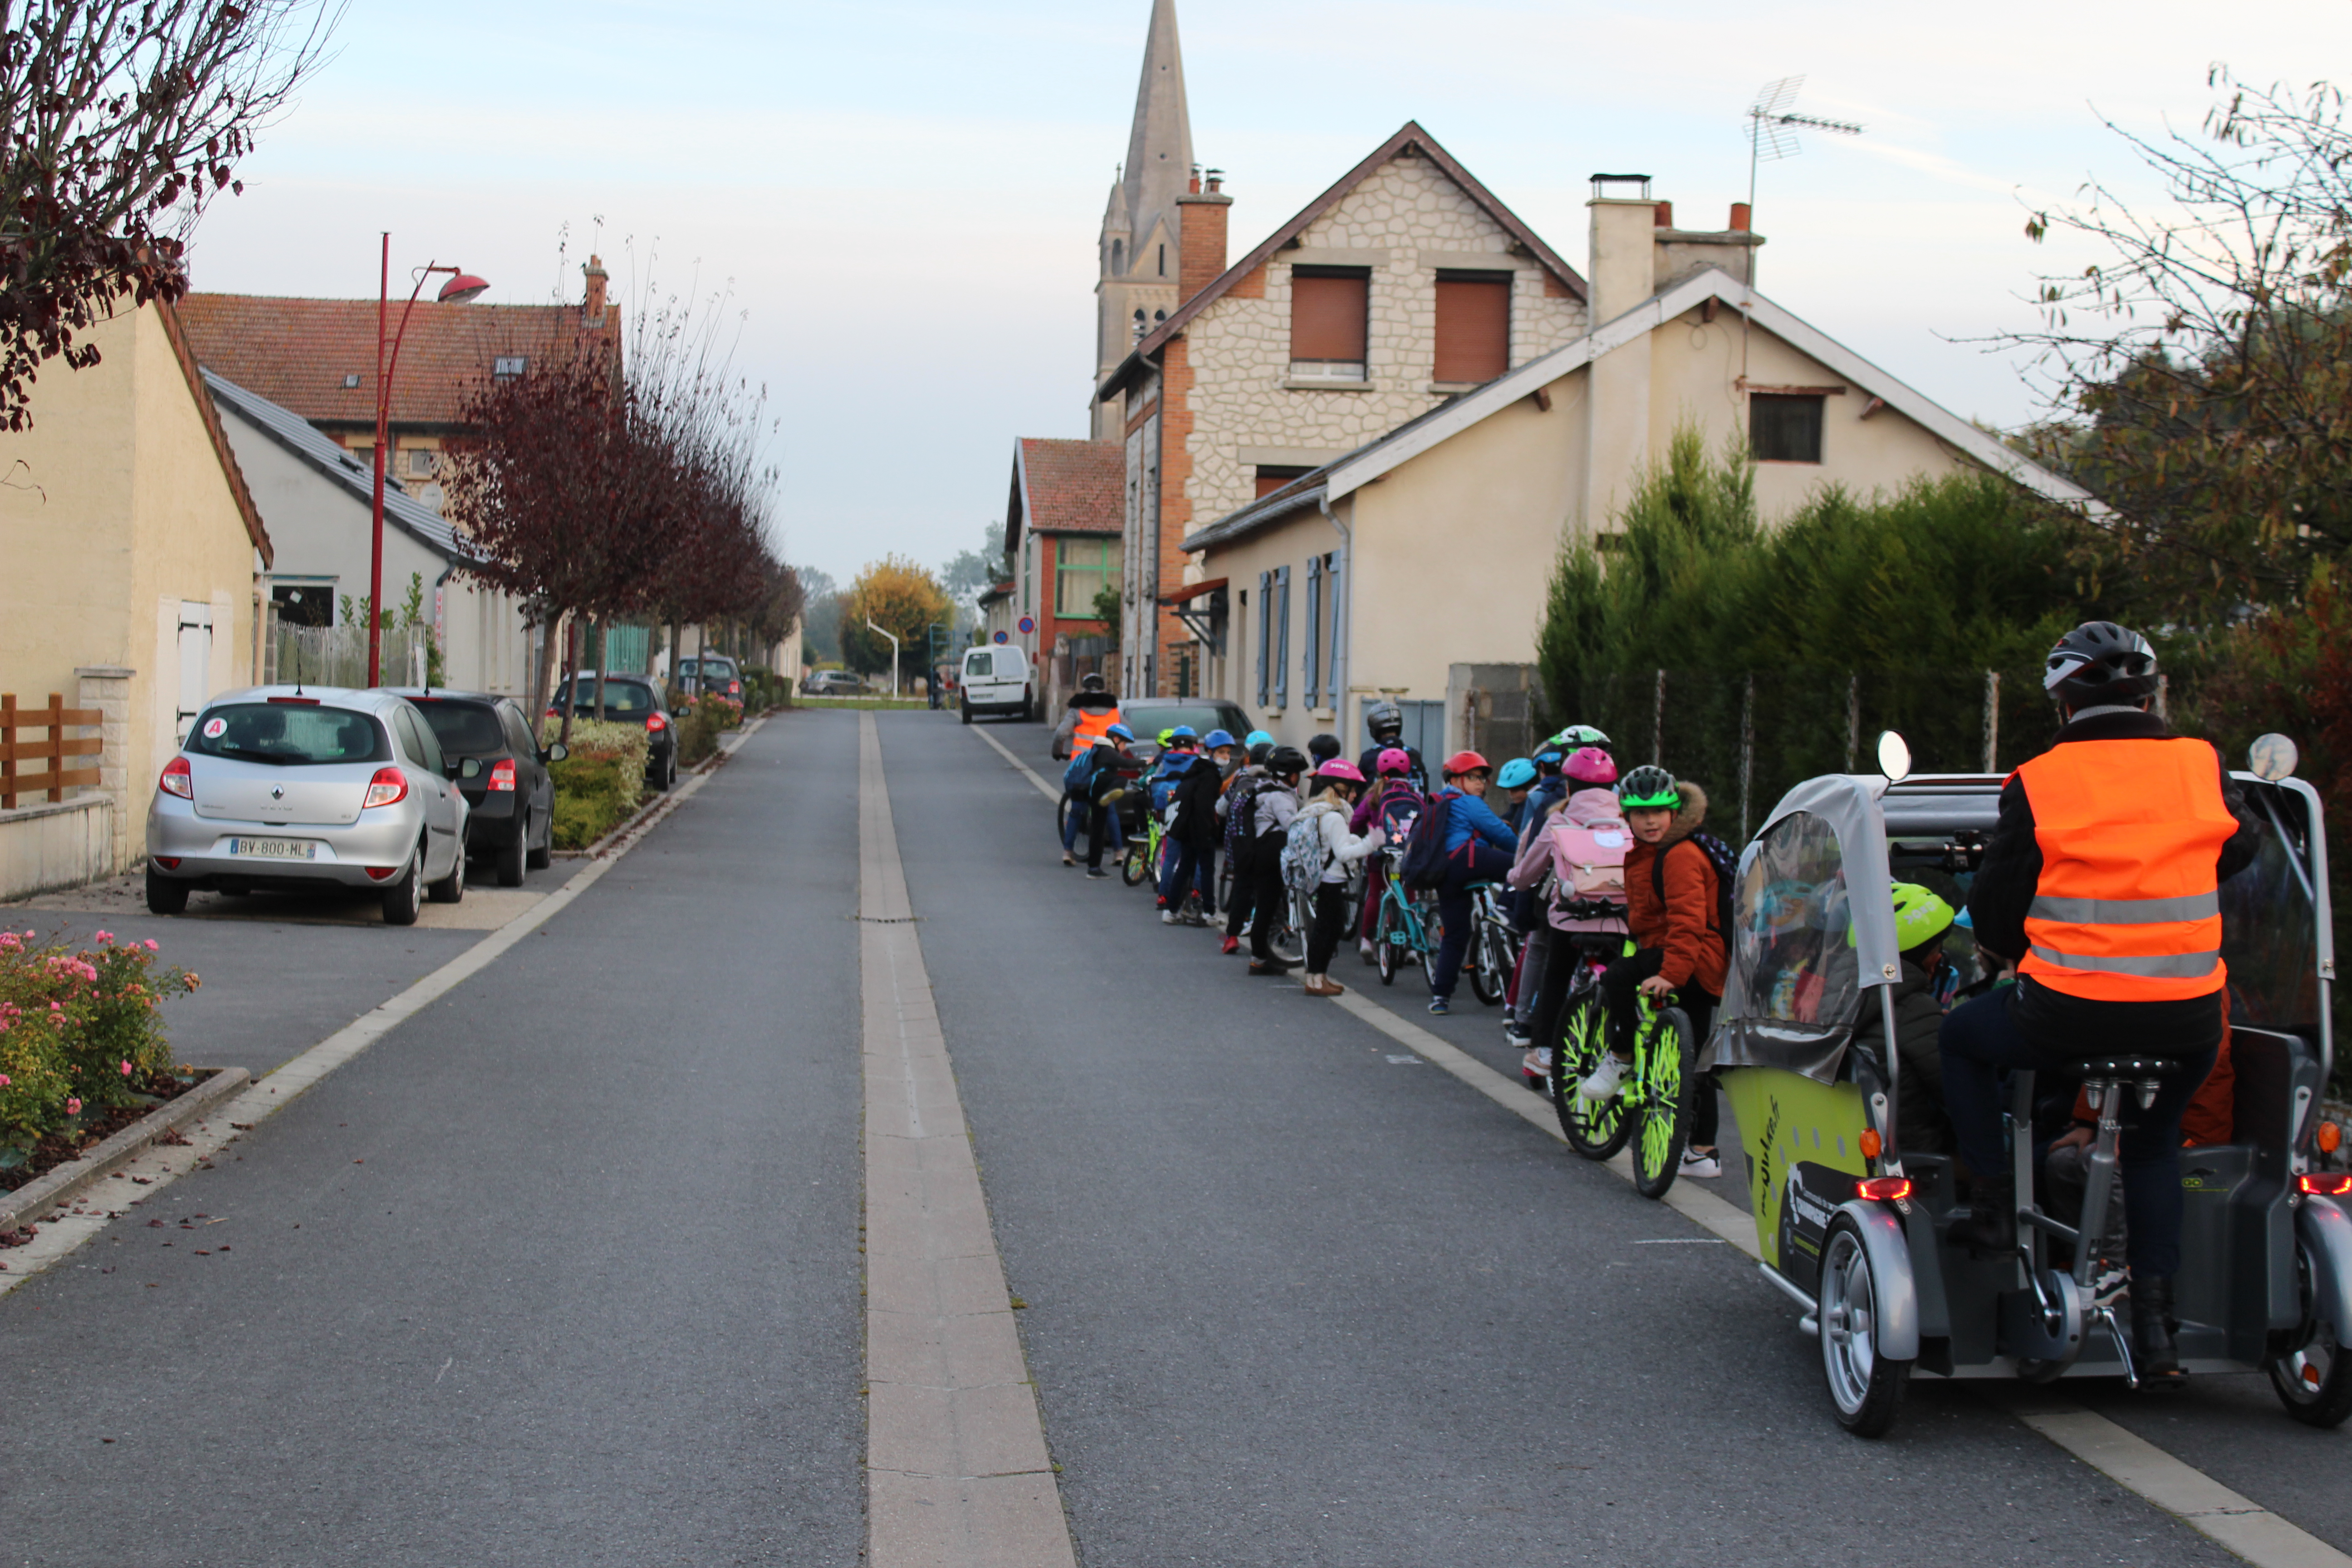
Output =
[{"x1": 1093, "y1": 0, "x2": 1194, "y2": 436}]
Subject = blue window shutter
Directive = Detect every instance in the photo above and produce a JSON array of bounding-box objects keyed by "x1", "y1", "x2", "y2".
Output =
[
  {"x1": 1274, "y1": 566, "x2": 1291, "y2": 706},
  {"x1": 1255, "y1": 571, "x2": 1271, "y2": 707},
  {"x1": 1302, "y1": 556, "x2": 1321, "y2": 705},
  {"x1": 1322, "y1": 552, "x2": 1342, "y2": 707}
]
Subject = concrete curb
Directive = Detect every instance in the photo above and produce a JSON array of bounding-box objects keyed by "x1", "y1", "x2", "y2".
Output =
[{"x1": 0, "y1": 1065, "x2": 251, "y2": 1232}]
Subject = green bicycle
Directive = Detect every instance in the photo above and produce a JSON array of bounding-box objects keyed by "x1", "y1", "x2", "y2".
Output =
[
  {"x1": 1549, "y1": 943, "x2": 1696, "y2": 1198},
  {"x1": 1121, "y1": 806, "x2": 1166, "y2": 887}
]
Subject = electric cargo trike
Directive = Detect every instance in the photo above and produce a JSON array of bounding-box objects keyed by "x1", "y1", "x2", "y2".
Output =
[{"x1": 1701, "y1": 736, "x2": 2352, "y2": 1437}]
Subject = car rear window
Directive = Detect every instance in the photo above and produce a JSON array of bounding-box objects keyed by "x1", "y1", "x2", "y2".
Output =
[
  {"x1": 556, "y1": 679, "x2": 658, "y2": 716},
  {"x1": 411, "y1": 700, "x2": 505, "y2": 754},
  {"x1": 186, "y1": 703, "x2": 391, "y2": 764},
  {"x1": 1124, "y1": 704, "x2": 1234, "y2": 738},
  {"x1": 965, "y1": 652, "x2": 993, "y2": 677}
]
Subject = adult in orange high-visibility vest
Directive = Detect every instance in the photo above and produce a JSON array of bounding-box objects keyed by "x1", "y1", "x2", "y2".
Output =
[{"x1": 1940, "y1": 621, "x2": 2261, "y2": 1385}]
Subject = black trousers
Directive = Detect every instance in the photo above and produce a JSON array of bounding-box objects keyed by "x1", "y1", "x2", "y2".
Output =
[
  {"x1": 1306, "y1": 881, "x2": 1349, "y2": 973},
  {"x1": 1224, "y1": 841, "x2": 1254, "y2": 938},
  {"x1": 1248, "y1": 844, "x2": 1289, "y2": 960},
  {"x1": 1600, "y1": 946, "x2": 1721, "y2": 1148}
]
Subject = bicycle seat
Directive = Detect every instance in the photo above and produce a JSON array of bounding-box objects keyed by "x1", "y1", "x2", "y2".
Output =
[{"x1": 2072, "y1": 1057, "x2": 2185, "y2": 1080}]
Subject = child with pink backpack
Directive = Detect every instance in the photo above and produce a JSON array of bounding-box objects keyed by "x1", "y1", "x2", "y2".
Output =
[{"x1": 1506, "y1": 755, "x2": 1632, "y2": 1086}]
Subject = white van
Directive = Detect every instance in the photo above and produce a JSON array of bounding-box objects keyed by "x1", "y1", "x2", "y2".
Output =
[{"x1": 960, "y1": 644, "x2": 1033, "y2": 723}]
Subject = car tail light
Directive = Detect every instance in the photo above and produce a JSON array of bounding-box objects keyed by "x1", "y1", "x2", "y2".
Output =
[
  {"x1": 1855, "y1": 1176, "x2": 1913, "y2": 1203},
  {"x1": 487, "y1": 758, "x2": 517, "y2": 792},
  {"x1": 646, "y1": 712, "x2": 669, "y2": 733},
  {"x1": 546, "y1": 706, "x2": 560, "y2": 717},
  {"x1": 153, "y1": 856, "x2": 181, "y2": 870},
  {"x1": 728, "y1": 680, "x2": 740, "y2": 696},
  {"x1": 158, "y1": 756, "x2": 192, "y2": 799},
  {"x1": 2299, "y1": 1172, "x2": 2352, "y2": 1197},
  {"x1": 362, "y1": 767, "x2": 408, "y2": 809}
]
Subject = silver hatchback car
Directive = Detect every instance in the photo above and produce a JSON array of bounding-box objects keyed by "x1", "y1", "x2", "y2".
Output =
[{"x1": 146, "y1": 686, "x2": 475, "y2": 924}]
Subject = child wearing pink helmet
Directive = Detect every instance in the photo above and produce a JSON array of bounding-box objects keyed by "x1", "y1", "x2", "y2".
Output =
[{"x1": 1294, "y1": 758, "x2": 1383, "y2": 995}]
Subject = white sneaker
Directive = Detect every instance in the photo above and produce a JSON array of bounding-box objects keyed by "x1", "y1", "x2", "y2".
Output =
[
  {"x1": 1522, "y1": 1047, "x2": 1552, "y2": 1080},
  {"x1": 1161, "y1": 909, "x2": 1178, "y2": 925},
  {"x1": 1679, "y1": 1148, "x2": 1722, "y2": 1179},
  {"x1": 1578, "y1": 1055, "x2": 1626, "y2": 1102}
]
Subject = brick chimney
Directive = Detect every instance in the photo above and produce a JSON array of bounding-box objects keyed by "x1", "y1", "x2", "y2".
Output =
[
  {"x1": 582, "y1": 255, "x2": 609, "y2": 326},
  {"x1": 1175, "y1": 169, "x2": 1232, "y2": 309}
]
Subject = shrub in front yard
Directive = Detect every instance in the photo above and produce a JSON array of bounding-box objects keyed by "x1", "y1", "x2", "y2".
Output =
[
  {"x1": 540, "y1": 718, "x2": 650, "y2": 850},
  {"x1": 0, "y1": 929, "x2": 198, "y2": 1161},
  {"x1": 675, "y1": 701, "x2": 724, "y2": 769}
]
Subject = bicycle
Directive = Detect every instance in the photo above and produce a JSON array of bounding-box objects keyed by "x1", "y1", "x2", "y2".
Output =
[
  {"x1": 1122, "y1": 806, "x2": 1167, "y2": 888},
  {"x1": 1372, "y1": 852, "x2": 1440, "y2": 987},
  {"x1": 1462, "y1": 882, "x2": 1521, "y2": 1007},
  {"x1": 1549, "y1": 940, "x2": 1695, "y2": 1198}
]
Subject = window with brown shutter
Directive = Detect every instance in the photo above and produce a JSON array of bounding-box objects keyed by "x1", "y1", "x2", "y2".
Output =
[
  {"x1": 1254, "y1": 465, "x2": 1311, "y2": 498},
  {"x1": 1289, "y1": 268, "x2": 1368, "y2": 381},
  {"x1": 1433, "y1": 271, "x2": 1511, "y2": 383}
]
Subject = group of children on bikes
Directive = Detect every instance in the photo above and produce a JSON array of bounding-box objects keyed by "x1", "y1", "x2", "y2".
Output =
[{"x1": 1056, "y1": 691, "x2": 1736, "y2": 1184}]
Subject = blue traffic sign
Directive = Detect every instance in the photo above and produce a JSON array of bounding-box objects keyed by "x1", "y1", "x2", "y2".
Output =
[
  {"x1": 993, "y1": 630, "x2": 1009, "y2": 644},
  {"x1": 1017, "y1": 616, "x2": 1035, "y2": 635}
]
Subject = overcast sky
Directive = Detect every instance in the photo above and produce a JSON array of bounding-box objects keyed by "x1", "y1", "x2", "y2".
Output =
[{"x1": 184, "y1": 0, "x2": 2352, "y2": 588}]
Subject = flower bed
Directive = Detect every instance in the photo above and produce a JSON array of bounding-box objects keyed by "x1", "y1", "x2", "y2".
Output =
[
  {"x1": 0, "y1": 928, "x2": 200, "y2": 1182},
  {"x1": 540, "y1": 718, "x2": 651, "y2": 850}
]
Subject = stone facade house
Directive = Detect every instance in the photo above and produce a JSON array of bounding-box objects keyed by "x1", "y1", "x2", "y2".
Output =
[
  {"x1": 1094, "y1": 122, "x2": 1588, "y2": 698},
  {"x1": 0, "y1": 300, "x2": 272, "y2": 895},
  {"x1": 1175, "y1": 180, "x2": 2095, "y2": 759},
  {"x1": 1004, "y1": 439, "x2": 1124, "y2": 697}
]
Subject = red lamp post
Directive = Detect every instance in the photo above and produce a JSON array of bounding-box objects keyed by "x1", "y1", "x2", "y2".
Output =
[{"x1": 368, "y1": 232, "x2": 490, "y2": 687}]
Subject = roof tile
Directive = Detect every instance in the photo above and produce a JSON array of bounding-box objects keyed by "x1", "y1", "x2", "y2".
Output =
[{"x1": 1017, "y1": 439, "x2": 1123, "y2": 534}]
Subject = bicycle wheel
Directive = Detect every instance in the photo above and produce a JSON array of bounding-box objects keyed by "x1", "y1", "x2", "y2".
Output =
[
  {"x1": 1121, "y1": 839, "x2": 1149, "y2": 887},
  {"x1": 1468, "y1": 921, "x2": 1508, "y2": 1006},
  {"x1": 1553, "y1": 991, "x2": 1631, "y2": 1159},
  {"x1": 1630, "y1": 1005, "x2": 1696, "y2": 1200},
  {"x1": 1376, "y1": 897, "x2": 1400, "y2": 986}
]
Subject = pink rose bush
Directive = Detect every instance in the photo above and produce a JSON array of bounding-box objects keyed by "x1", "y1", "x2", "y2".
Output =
[{"x1": 0, "y1": 927, "x2": 197, "y2": 1162}]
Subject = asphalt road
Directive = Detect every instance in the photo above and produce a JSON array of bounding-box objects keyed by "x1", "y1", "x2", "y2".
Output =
[
  {"x1": 2, "y1": 707, "x2": 2344, "y2": 1566},
  {"x1": 0, "y1": 716, "x2": 864, "y2": 1567}
]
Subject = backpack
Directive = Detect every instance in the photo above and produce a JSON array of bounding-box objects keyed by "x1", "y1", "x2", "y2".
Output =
[
  {"x1": 1548, "y1": 823, "x2": 1631, "y2": 901},
  {"x1": 1651, "y1": 829, "x2": 1739, "y2": 954},
  {"x1": 1062, "y1": 748, "x2": 1094, "y2": 794},
  {"x1": 1280, "y1": 805, "x2": 1335, "y2": 897},
  {"x1": 1396, "y1": 788, "x2": 1454, "y2": 891},
  {"x1": 1223, "y1": 774, "x2": 1265, "y2": 859}
]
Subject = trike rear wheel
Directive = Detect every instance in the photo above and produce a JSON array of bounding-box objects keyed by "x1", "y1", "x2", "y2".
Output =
[
  {"x1": 1819, "y1": 1215, "x2": 1913, "y2": 1437},
  {"x1": 2270, "y1": 1244, "x2": 2352, "y2": 1427}
]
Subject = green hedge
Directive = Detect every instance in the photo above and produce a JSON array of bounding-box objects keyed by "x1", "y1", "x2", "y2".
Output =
[{"x1": 540, "y1": 718, "x2": 650, "y2": 850}]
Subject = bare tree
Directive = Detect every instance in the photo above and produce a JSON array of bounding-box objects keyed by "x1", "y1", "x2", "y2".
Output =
[
  {"x1": 2001, "y1": 69, "x2": 2352, "y2": 617},
  {"x1": 0, "y1": 0, "x2": 341, "y2": 427}
]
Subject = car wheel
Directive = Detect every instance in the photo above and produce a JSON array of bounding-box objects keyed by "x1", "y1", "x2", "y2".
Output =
[
  {"x1": 145, "y1": 866, "x2": 189, "y2": 915},
  {"x1": 526, "y1": 810, "x2": 553, "y2": 871},
  {"x1": 496, "y1": 815, "x2": 528, "y2": 887},
  {"x1": 428, "y1": 837, "x2": 466, "y2": 904},
  {"x1": 382, "y1": 844, "x2": 424, "y2": 925},
  {"x1": 960, "y1": 699, "x2": 972, "y2": 725}
]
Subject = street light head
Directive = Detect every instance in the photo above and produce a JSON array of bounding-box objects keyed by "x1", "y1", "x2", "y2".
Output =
[{"x1": 437, "y1": 272, "x2": 490, "y2": 304}]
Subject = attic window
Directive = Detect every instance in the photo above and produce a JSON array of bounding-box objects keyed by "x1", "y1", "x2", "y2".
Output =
[
  {"x1": 1750, "y1": 393, "x2": 1825, "y2": 464},
  {"x1": 1290, "y1": 267, "x2": 1370, "y2": 382},
  {"x1": 493, "y1": 355, "x2": 528, "y2": 379},
  {"x1": 342, "y1": 373, "x2": 361, "y2": 388},
  {"x1": 1434, "y1": 270, "x2": 1512, "y2": 383}
]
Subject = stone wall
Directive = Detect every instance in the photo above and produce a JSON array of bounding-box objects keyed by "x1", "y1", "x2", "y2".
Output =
[{"x1": 1178, "y1": 153, "x2": 1587, "y2": 534}]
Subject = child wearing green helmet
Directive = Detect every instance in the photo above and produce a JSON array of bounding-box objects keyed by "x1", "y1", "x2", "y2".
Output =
[
  {"x1": 1854, "y1": 881, "x2": 1964, "y2": 1156},
  {"x1": 1578, "y1": 764, "x2": 1731, "y2": 1177}
]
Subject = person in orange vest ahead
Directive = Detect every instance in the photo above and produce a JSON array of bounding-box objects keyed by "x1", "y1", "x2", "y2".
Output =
[{"x1": 1940, "y1": 621, "x2": 2263, "y2": 1386}]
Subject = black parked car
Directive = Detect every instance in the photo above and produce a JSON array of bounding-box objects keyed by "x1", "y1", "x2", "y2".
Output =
[
  {"x1": 387, "y1": 689, "x2": 565, "y2": 886},
  {"x1": 549, "y1": 672, "x2": 679, "y2": 791},
  {"x1": 678, "y1": 654, "x2": 742, "y2": 702}
]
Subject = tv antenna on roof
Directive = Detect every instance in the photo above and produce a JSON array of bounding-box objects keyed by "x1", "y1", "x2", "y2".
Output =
[{"x1": 1737, "y1": 76, "x2": 1862, "y2": 374}]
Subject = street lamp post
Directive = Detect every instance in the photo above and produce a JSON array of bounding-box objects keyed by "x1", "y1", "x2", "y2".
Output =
[
  {"x1": 865, "y1": 619, "x2": 901, "y2": 702},
  {"x1": 367, "y1": 234, "x2": 489, "y2": 687}
]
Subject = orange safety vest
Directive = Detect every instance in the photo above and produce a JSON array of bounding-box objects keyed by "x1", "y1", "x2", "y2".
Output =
[
  {"x1": 2014, "y1": 737, "x2": 2235, "y2": 1003},
  {"x1": 1072, "y1": 702, "x2": 1123, "y2": 753}
]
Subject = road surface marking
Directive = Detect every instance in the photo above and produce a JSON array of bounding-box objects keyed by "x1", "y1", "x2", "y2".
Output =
[
  {"x1": 1326, "y1": 988, "x2": 2344, "y2": 1568},
  {"x1": 970, "y1": 724, "x2": 1061, "y2": 804},
  {"x1": 0, "y1": 726, "x2": 743, "y2": 1298},
  {"x1": 861, "y1": 714, "x2": 1077, "y2": 1568}
]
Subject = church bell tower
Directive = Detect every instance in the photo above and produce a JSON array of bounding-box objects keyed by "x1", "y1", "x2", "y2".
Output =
[{"x1": 1093, "y1": 0, "x2": 1193, "y2": 438}]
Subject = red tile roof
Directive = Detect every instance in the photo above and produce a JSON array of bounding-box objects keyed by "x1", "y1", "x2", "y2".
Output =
[
  {"x1": 176, "y1": 294, "x2": 618, "y2": 432},
  {"x1": 1008, "y1": 439, "x2": 1122, "y2": 555}
]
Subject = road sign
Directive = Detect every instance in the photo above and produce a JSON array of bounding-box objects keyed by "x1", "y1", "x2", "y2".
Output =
[
  {"x1": 1017, "y1": 616, "x2": 1035, "y2": 634},
  {"x1": 993, "y1": 630, "x2": 1009, "y2": 644}
]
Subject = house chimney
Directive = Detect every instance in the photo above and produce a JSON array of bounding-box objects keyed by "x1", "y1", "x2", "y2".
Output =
[
  {"x1": 1653, "y1": 200, "x2": 1673, "y2": 228},
  {"x1": 1585, "y1": 173, "x2": 1656, "y2": 323},
  {"x1": 582, "y1": 255, "x2": 609, "y2": 325},
  {"x1": 1176, "y1": 172, "x2": 1233, "y2": 308},
  {"x1": 1729, "y1": 202, "x2": 1751, "y2": 231}
]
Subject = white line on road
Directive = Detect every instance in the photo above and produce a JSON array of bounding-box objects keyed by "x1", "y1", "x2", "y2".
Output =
[
  {"x1": 1323, "y1": 988, "x2": 2344, "y2": 1568},
  {"x1": 970, "y1": 724, "x2": 1061, "y2": 804},
  {"x1": 861, "y1": 714, "x2": 1077, "y2": 1568}
]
